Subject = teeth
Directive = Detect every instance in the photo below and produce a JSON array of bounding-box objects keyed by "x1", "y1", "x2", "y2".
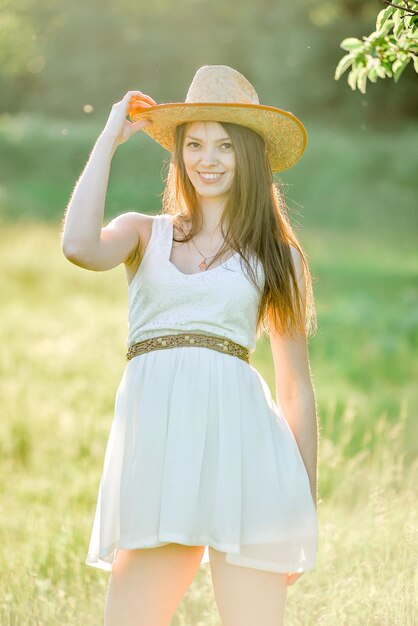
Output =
[{"x1": 200, "y1": 173, "x2": 223, "y2": 180}]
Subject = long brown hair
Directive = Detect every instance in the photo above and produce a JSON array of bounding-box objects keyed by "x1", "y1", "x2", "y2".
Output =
[{"x1": 160, "y1": 120, "x2": 318, "y2": 340}]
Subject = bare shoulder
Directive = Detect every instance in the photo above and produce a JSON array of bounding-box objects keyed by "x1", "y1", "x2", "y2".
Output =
[
  {"x1": 106, "y1": 212, "x2": 155, "y2": 284},
  {"x1": 107, "y1": 210, "x2": 153, "y2": 233},
  {"x1": 107, "y1": 211, "x2": 154, "y2": 263},
  {"x1": 289, "y1": 244, "x2": 303, "y2": 277}
]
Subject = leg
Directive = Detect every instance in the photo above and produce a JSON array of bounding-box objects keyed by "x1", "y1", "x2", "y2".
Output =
[
  {"x1": 104, "y1": 543, "x2": 205, "y2": 626},
  {"x1": 209, "y1": 547, "x2": 288, "y2": 626}
]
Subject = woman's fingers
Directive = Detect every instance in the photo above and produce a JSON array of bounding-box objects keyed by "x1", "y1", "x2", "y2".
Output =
[
  {"x1": 130, "y1": 100, "x2": 153, "y2": 109},
  {"x1": 125, "y1": 90, "x2": 157, "y2": 107},
  {"x1": 131, "y1": 119, "x2": 153, "y2": 130}
]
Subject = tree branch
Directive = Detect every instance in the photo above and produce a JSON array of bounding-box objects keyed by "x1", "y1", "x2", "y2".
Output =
[{"x1": 382, "y1": 0, "x2": 418, "y2": 16}]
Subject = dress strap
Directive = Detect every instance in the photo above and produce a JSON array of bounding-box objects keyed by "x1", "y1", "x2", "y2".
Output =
[
  {"x1": 144, "y1": 214, "x2": 172, "y2": 259},
  {"x1": 156, "y1": 213, "x2": 176, "y2": 262}
]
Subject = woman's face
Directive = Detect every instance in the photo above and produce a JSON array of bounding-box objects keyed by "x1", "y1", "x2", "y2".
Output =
[{"x1": 182, "y1": 121, "x2": 235, "y2": 199}]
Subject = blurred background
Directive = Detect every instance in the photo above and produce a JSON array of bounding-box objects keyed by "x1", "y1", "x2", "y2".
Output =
[{"x1": 0, "y1": 1, "x2": 417, "y2": 624}]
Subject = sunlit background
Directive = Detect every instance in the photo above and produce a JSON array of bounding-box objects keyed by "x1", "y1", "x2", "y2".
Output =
[{"x1": 0, "y1": 1, "x2": 417, "y2": 624}]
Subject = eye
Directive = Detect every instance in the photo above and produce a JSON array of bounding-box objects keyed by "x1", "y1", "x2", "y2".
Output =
[{"x1": 186, "y1": 141, "x2": 233, "y2": 149}]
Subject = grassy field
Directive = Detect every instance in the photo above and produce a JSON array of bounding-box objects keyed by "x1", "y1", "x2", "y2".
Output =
[{"x1": 0, "y1": 116, "x2": 417, "y2": 624}]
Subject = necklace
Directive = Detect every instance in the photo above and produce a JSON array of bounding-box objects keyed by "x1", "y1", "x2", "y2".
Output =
[
  {"x1": 177, "y1": 217, "x2": 226, "y2": 271},
  {"x1": 189, "y1": 236, "x2": 221, "y2": 271}
]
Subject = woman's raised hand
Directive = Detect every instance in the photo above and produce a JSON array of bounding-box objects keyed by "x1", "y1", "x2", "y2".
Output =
[{"x1": 100, "y1": 90, "x2": 157, "y2": 146}]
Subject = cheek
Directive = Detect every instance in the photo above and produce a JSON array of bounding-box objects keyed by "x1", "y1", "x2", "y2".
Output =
[{"x1": 183, "y1": 152, "x2": 196, "y2": 169}]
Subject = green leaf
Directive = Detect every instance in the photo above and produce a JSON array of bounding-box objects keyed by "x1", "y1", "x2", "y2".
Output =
[
  {"x1": 394, "y1": 19, "x2": 405, "y2": 39},
  {"x1": 393, "y1": 57, "x2": 410, "y2": 82},
  {"x1": 376, "y1": 19, "x2": 395, "y2": 37},
  {"x1": 381, "y1": 59, "x2": 393, "y2": 77},
  {"x1": 335, "y1": 53, "x2": 355, "y2": 80},
  {"x1": 376, "y1": 8, "x2": 386, "y2": 30},
  {"x1": 393, "y1": 9, "x2": 402, "y2": 32},
  {"x1": 340, "y1": 37, "x2": 364, "y2": 51},
  {"x1": 348, "y1": 65, "x2": 360, "y2": 90},
  {"x1": 376, "y1": 7, "x2": 395, "y2": 30},
  {"x1": 375, "y1": 63, "x2": 387, "y2": 79},
  {"x1": 392, "y1": 59, "x2": 402, "y2": 73},
  {"x1": 376, "y1": 6, "x2": 395, "y2": 31},
  {"x1": 357, "y1": 66, "x2": 369, "y2": 94}
]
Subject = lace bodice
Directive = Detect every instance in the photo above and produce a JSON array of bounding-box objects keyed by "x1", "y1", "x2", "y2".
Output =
[{"x1": 126, "y1": 213, "x2": 265, "y2": 353}]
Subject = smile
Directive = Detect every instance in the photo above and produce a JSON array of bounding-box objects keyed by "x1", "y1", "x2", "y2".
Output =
[{"x1": 198, "y1": 172, "x2": 225, "y2": 182}]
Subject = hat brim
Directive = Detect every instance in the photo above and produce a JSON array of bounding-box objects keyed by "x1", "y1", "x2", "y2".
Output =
[{"x1": 130, "y1": 102, "x2": 307, "y2": 173}]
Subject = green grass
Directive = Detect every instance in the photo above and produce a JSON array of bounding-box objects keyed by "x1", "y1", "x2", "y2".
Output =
[
  {"x1": 0, "y1": 221, "x2": 416, "y2": 625},
  {"x1": 0, "y1": 115, "x2": 417, "y2": 624}
]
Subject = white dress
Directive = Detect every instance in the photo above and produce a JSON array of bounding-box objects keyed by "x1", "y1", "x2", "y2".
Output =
[{"x1": 85, "y1": 213, "x2": 318, "y2": 574}]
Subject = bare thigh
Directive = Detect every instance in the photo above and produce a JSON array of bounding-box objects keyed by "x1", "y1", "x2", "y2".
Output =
[
  {"x1": 209, "y1": 547, "x2": 288, "y2": 626},
  {"x1": 104, "y1": 543, "x2": 206, "y2": 626}
]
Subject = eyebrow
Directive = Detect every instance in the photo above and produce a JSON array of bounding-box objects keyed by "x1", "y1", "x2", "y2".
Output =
[{"x1": 185, "y1": 135, "x2": 231, "y2": 142}]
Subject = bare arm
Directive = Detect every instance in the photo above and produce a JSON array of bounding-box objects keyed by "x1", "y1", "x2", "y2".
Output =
[
  {"x1": 268, "y1": 246, "x2": 318, "y2": 507},
  {"x1": 61, "y1": 89, "x2": 156, "y2": 270}
]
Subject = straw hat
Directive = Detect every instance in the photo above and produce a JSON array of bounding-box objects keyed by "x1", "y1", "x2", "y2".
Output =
[{"x1": 129, "y1": 65, "x2": 307, "y2": 173}]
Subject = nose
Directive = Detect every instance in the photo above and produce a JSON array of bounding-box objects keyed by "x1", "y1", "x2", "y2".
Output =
[{"x1": 199, "y1": 145, "x2": 219, "y2": 166}]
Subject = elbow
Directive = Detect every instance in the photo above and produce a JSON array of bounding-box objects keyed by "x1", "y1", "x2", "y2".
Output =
[
  {"x1": 62, "y1": 239, "x2": 88, "y2": 264},
  {"x1": 62, "y1": 241, "x2": 79, "y2": 261}
]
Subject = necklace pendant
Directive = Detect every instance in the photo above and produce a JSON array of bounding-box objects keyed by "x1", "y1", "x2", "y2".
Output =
[{"x1": 198, "y1": 259, "x2": 207, "y2": 271}]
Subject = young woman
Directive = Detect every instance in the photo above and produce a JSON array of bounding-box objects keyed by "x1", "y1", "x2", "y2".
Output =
[{"x1": 62, "y1": 65, "x2": 319, "y2": 626}]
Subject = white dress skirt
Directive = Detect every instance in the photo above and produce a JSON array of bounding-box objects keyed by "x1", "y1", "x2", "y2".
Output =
[{"x1": 85, "y1": 343, "x2": 318, "y2": 574}]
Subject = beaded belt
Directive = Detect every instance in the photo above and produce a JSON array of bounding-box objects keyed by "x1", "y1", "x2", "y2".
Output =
[{"x1": 126, "y1": 332, "x2": 249, "y2": 364}]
